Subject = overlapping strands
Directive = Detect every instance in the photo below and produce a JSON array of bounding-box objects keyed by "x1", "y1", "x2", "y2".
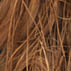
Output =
[{"x1": 0, "y1": 0, "x2": 71, "y2": 71}]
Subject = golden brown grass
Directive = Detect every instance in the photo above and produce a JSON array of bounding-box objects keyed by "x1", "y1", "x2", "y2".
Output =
[{"x1": 0, "y1": 0, "x2": 71, "y2": 71}]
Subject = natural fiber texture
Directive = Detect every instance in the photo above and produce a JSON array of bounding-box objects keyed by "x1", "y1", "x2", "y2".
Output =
[{"x1": 0, "y1": 0, "x2": 71, "y2": 71}]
